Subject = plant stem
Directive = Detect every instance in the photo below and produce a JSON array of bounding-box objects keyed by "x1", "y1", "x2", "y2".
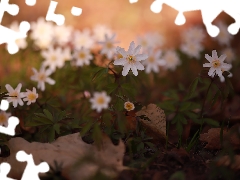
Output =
[{"x1": 199, "y1": 78, "x2": 214, "y2": 134}]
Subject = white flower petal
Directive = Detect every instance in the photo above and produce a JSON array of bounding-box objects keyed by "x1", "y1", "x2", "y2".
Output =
[
  {"x1": 122, "y1": 64, "x2": 131, "y2": 76},
  {"x1": 135, "y1": 61, "x2": 144, "y2": 70},
  {"x1": 128, "y1": 41, "x2": 135, "y2": 54},
  {"x1": 114, "y1": 58, "x2": 126, "y2": 65},
  {"x1": 131, "y1": 65, "x2": 138, "y2": 76},
  {"x1": 135, "y1": 54, "x2": 148, "y2": 61}
]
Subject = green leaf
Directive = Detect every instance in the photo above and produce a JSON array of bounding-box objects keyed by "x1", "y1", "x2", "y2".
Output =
[
  {"x1": 158, "y1": 101, "x2": 176, "y2": 112},
  {"x1": 186, "y1": 77, "x2": 199, "y2": 99},
  {"x1": 53, "y1": 124, "x2": 60, "y2": 134},
  {"x1": 80, "y1": 121, "x2": 93, "y2": 137},
  {"x1": 48, "y1": 128, "x2": 55, "y2": 142},
  {"x1": 176, "y1": 121, "x2": 183, "y2": 136},
  {"x1": 203, "y1": 118, "x2": 219, "y2": 127},
  {"x1": 43, "y1": 109, "x2": 53, "y2": 121},
  {"x1": 92, "y1": 67, "x2": 107, "y2": 81},
  {"x1": 169, "y1": 171, "x2": 185, "y2": 180},
  {"x1": 137, "y1": 142, "x2": 144, "y2": 151},
  {"x1": 179, "y1": 102, "x2": 192, "y2": 112},
  {"x1": 106, "y1": 83, "x2": 118, "y2": 94}
]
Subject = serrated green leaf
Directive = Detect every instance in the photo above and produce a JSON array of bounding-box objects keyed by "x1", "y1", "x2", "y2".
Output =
[
  {"x1": 43, "y1": 109, "x2": 53, "y2": 121},
  {"x1": 53, "y1": 124, "x2": 60, "y2": 134},
  {"x1": 203, "y1": 118, "x2": 219, "y2": 127},
  {"x1": 106, "y1": 83, "x2": 119, "y2": 94},
  {"x1": 48, "y1": 128, "x2": 55, "y2": 142},
  {"x1": 158, "y1": 101, "x2": 176, "y2": 112},
  {"x1": 187, "y1": 77, "x2": 199, "y2": 99},
  {"x1": 179, "y1": 102, "x2": 192, "y2": 112}
]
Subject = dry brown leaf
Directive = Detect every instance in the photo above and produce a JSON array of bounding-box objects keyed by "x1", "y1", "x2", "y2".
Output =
[
  {"x1": 215, "y1": 155, "x2": 240, "y2": 170},
  {"x1": 136, "y1": 104, "x2": 166, "y2": 142},
  {"x1": 0, "y1": 133, "x2": 127, "y2": 180},
  {"x1": 200, "y1": 127, "x2": 240, "y2": 150}
]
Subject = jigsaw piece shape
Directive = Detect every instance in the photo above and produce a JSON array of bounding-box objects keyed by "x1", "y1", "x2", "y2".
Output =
[
  {"x1": 150, "y1": 0, "x2": 240, "y2": 37},
  {"x1": 0, "y1": 0, "x2": 19, "y2": 23},
  {"x1": 16, "y1": 151, "x2": 49, "y2": 180},
  {"x1": 0, "y1": 116, "x2": 19, "y2": 136},
  {"x1": 0, "y1": 163, "x2": 17, "y2": 180},
  {"x1": 0, "y1": 100, "x2": 9, "y2": 111},
  {"x1": 25, "y1": 0, "x2": 36, "y2": 6},
  {"x1": 46, "y1": 0, "x2": 65, "y2": 25},
  {"x1": 0, "y1": 21, "x2": 30, "y2": 54}
]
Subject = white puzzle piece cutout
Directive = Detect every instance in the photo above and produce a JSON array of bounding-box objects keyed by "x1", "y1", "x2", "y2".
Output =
[
  {"x1": 0, "y1": 163, "x2": 16, "y2": 180},
  {"x1": 129, "y1": 0, "x2": 138, "y2": 4},
  {"x1": 16, "y1": 151, "x2": 49, "y2": 180},
  {"x1": 149, "y1": 0, "x2": 240, "y2": 37},
  {"x1": 46, "y1": 1, "x2": 82, "y2": 25},
  {"x1": 0, "y1": 100, "x2": 19, "y2": 136},
  {"x1": 25, "y1": 0, "x2": 36, "y2": 6},
  {"x1": 0, "y1": 0, "x2": 30, "y2": 54},
  {"x1": 46, "y1": 0, "x2": 65, "y2": 25}
]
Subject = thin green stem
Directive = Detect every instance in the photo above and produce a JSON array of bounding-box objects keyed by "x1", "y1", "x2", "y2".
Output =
[{"x1": 199, "y1": 78, "x2": 214, "y2": 134}]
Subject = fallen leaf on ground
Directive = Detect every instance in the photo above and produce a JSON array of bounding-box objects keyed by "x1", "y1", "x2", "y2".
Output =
[
  {"x1": 136, "y1": 104, "x2": 166, "y2": 142},
  {"x1": 0, "y1": 133, "x2": 127, "y2": 180},
  {"x1": 199, "y1": 126, "x2": 240, "y2": 150}
]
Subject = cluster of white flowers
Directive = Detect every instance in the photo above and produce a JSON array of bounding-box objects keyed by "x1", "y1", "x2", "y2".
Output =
[
  {"x1": 5, "y1": 83, "x2": 38, "y2": 108},
  {"x1": 180, "y1": 26, "x2": 205, "y2": 59}
]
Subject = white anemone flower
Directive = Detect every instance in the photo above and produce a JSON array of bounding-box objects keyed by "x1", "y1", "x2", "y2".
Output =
[
  {"x1": 114, "y1": 41, "x2": 148, "y2": 76},
  {"x1": 72, "y1": 29, "x2": 94, "y2": 49},
  {"x1": 221, "y1": 48, "x2": 235, "y2": 63},
  {"x1": 93, "y1": 24, "x2": 113, "y2": 42},
  {"x1": 124, "y1": 101, "x2": 135, "y2": 111},
  {"x1": 5, "y1": 83, "x2": 25, "y2": 108},
  {"x1": 162, "y1": 50, "x2": 181, "y2": 71},
  {"x1": 31, "y1": 66, "x2": 55, "y2": 91},
  {"x1": 182, "y1": 26, "x2": 206, "y2": 43},
  {"x1": 98, "y1": 34, "x2": 118, "y2": 59},
  {"x1": 30, "y1": 17, "x2": 54, "y2": 49},
  {"x1": 180, "y1": 41, "x2": 203, "y2": 59},
  {"x1": 203, "y1": 50, "x2": 232, "y2": 82},
  {"x1": 73, "y1": 47, "x2": 93, "y2": 67},
  {"x1": 142, "y1": 48, "x2": 165, "y2": 73},
  {"x1": 89, "y1": 91, "x2": 111, "y2": 113},
  {"x1": 53, "y1": 25, "x2": 73, "y2": 46},
  {"x1": 41, "y1": 46, "x2": 66, "y2": 72},
  {"x1": 23, "y1": 87, "x2": 38, "y2": 105},
  {"x1": 0, "y1": 111, "x2": 11, "y2": 127}
]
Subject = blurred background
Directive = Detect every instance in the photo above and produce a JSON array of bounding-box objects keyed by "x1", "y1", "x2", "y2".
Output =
[{"x1": 1, "y1": 0, "x2": 238, "y2": 49}]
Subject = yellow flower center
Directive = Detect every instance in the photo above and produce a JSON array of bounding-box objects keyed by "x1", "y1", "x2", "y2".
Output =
[
  {"x1": 148, "y1": 57, "x2": 155, "y2": 63},
  {"x1": 124, "y1": 102, "x2": 134, "y2": 111},
  {"x1": 127, "y1": 55, "x2": 136, "y2": 64},
  {"x1": 0, "y1": 114, "x2": 7, "y2": 123},
  {"x1": 106, "y1": 42, "x2": 113, "y2": 49},
  {"x1": 212, "y1": 60, "x2": 221, "y2": 68},
  {"x1": 79, "y1": 53, "x2": 86, "y2": 59},
  {"x1": 51, "y1": 55, "x2": 57, "y2": 61},
  {"x1": 97, "y1": 97, "x2": 105, "y2": 104},
  {"x1": 28, "y1": 93, "x2": 36, "y2": 101},
  {"x1": 38, "y1": 74, "x2": 46, "y2": 81}
]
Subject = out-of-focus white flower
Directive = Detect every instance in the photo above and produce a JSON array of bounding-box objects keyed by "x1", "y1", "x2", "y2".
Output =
[
  {"x1": 73, "y1": 47, "x2": 93, "y2": 67},
  {"x1": 214, "y1": 21, "x2": 233, "y2": 46},
  {"x1": 31, "y1": 66, "x2": 55, "y2": 91},
  {"x1": 142, "y1": 48, "x2": 165, "y2": 73},
  {"x1": 53, "y1": 25, "x2": 73, "y2": 46},
  {"x1": 162, "y1": 50, "x2": 181, "y2": 71},
  {"x1": 180, "y1": 41, "x2": 203, "y2": 59},
  {"x1": 5, "y1": 83, "x2": 25, "y2": 108},
  {"x1": 124, "y1": 101, "x2": 135, "y2": 111},
  {"x1": 72, "y1": 29, "x2": 94, "y2": 49},
  {"x1": 203, "y1": 50, "x2": 232, "y2": 82},
  {"x1": 93, "y1": 24, "x2": 113, "y2": 42},
  {"x1": 41, "y1": 46, "x2": 66, "y2": 72},
  {"x1": 137, "y1": 32, "x2": 164, "y2": 51},
  {"x1": 62, "y1": 47, "x2": 72, "y2": 61},
  {"x1": 0, "y1": 111, "x2": 11, "y2": 127},
  {"x1": 9, "y1": 21, "x2": 27, "y2": 49},
  {"x1": 221, "y1": 48, "x2": 235, "y2": 63},
  {"x1": 99, "y1": 34, "x2": 118, "y2": 59},
  {"x1": 114, "y1": 41, "x2": 148, "y2": 76},
  {"x1": 182, "y1": 26, "x2": 206, "y2": 43},
  {"x1": 30, "y1": 17, "x2": 54, "y2": 49},
  {"x1": 89, "y1": 91, "x2": 111, "y2": 113},
  {"x1": 23, "y1": 87, "x2": 38, "y2": 105}
]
